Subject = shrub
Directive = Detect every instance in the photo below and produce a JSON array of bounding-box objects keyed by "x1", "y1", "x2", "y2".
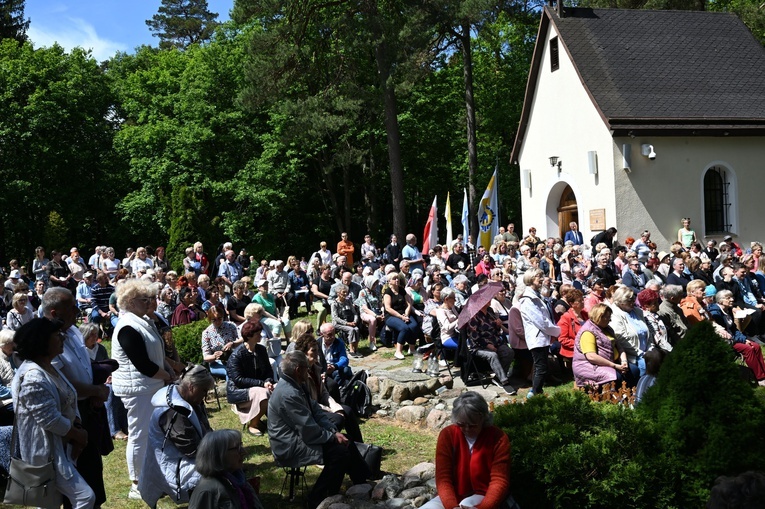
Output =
[
  {"x1": 494, "y1": 391, "x2": 680, "y2": 509},
  {"x1": 172, "y1": 319, "x2": 209, "y2": 365},
  {"x1": 637, "y1": 321, "x2": 765, "y2": 504}
]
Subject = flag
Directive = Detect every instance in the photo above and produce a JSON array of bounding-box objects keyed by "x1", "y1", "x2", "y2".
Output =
[
  {"x1": 444, "y1": 192, "x2": 453, "y2": 249},
  {"x1": 477, "y1": 169, "x2": 499, "y2": 250},
  {"x1": 461, "y1": 188, "x2": 469, "y2": 248},
  {"x1": 422, "y1": 196, "x2": 438, "y2": 254}
]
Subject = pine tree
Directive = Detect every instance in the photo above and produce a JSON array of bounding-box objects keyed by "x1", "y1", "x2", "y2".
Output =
[
  {"x1": 0, "y1": 0, "x2": 29, "y2": 43},
  {"x1": 146, "y1": 0, "x2": 219, "y2": 50}
]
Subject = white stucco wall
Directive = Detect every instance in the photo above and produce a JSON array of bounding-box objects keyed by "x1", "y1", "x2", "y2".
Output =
[
  {"x1": 613, "y1": 136, "x2": 765, "y2": 249},
  {"x1": 516, "y1": 23, "x2": 617, "y2": 244}
]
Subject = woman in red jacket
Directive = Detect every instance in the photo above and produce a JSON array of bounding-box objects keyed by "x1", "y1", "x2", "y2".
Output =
[
  {"x1": 556, "y1": 289, "x2": 588, "y2": 361},
  {"x1": 423, "y1": 391, "x2": 518, "y2": 509}
]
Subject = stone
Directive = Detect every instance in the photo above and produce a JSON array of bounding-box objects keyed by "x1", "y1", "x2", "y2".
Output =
[
  {"x1": 399, "y1": 486, "x2": 429, "y2": 499},
  {"x1": 402, "y1": 475, "x2": 421, "y2": 489},
  {"x1": 413, "y1": 495, "x2": 430, "y2": 507},
  {"x1": 434, "y1": 403, "x2": 446, "y2": 411},
  {"x1": 426, "y1": 409, "x2": 450, "y2": 429},
  {"x1": 395, "y1": 405, "x2": 426, "y2": 423},
  {"x1": 385, "y1": 498, "x2": 411, "y2": 509},
  {"x1": 438, "y1": 388, "x2": 464, "y2": 399},
  {"x1": 386, "y1": 371, "x2": 431, "y2": 383},
  {"x1": 391, "y1": 384, "x2": 411, "y2": 404},
  {"x1": 384, "y1": 476, "x2": 403, "y2": 500},
  {"x1": 346, "y1": 483, "x2": 373, "y2": 500},
  {"x1": 367, "y1": 376, "x2": 380, "y2": 393},
  {"x1": 328, "y1": 504, "x2": 353, "y2": 509},
  {"x1": 379, "y1": 379, "x2": 394, "y2": 400},
  {"x1": 404, "y1": 462, "x2": 436, "y2": 481},
  {"x1": 400, "y1": 399, "x2": 414, "y2": 407},
  {"x1": 376, "y1": 409, "x2": 389, "y2": 417},
  {"x1": 316, "y1": 494, "x2": 345, "y2": 509},
  {"x1": 424, "y1": 378, "x2": 442, "y2": 392},
  {"x1": 425, "y1": 478, "x2": 437, "y2": 491},
  {"x1": 372, "y1": 480, "x2": 389, "y2": 500},
  {"x1": 413, "y1": 397, "x2": 429, "y2": 405}
]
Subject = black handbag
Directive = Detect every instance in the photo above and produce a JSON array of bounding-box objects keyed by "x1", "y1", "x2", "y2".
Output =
[{"x1": 355, "y1": 442, "x2": 382, "y2": 478}]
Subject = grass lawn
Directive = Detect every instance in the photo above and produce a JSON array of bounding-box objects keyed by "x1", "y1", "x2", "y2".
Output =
[{"x1": 101, "y1": 392, "x2": 438, "y2": 509}]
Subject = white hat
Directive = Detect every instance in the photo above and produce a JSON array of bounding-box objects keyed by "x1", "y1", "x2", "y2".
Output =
[{"x1": 9, "y1": 270, "x2": 20, "y2": 279}]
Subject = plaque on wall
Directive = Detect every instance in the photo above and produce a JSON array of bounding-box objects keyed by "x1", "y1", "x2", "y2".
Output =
[{"x1": 589, "y1": 209, "x2": 606, "y2": 231}]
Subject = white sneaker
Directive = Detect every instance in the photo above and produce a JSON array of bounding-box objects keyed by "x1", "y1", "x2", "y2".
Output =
[
  {"x1": 394, "y1": 351, "x2": 405, "y2": 360},
  {"x1": 369, "y1": 344, "x2": 378, "y2": 352},
  {"x1": 439, "y1": 360, "x2": 447, "y2": 367},
  {"x1": 128, "y1": 484, "x2": 142, "y2": 500}
]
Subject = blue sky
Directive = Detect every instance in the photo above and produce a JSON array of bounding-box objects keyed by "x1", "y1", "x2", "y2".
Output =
[{"x1": 25, "y1": 1, "x2": 232, "y2": 61}]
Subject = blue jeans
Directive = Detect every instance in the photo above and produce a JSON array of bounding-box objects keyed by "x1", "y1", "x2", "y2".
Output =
[
  {"x1": 385, "y1": 316, "x2": 419, "y2": 345},
  {"x1": 208, "y1": 360, "x2": 228, "y2": 380},
  {"x1": 105, "y1": 385, "x2": 127, "y2": 437}
]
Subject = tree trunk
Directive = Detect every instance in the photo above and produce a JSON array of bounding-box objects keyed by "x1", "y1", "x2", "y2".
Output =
[
  {"x1": 461, "y1": 23, "x2": 479, "y2": 241},
  {"x1": 375, "y1": 41, "x2": 407, "y2": 241},
  {"x1": 343, "y1": 162, "x2": 351, "y2": 236}
]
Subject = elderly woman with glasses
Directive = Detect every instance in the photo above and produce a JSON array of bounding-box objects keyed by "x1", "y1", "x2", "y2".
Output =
[
  {"x1": 202, "y1": 305, "x2": 241, "y2": 378},
  {"x1": 422, "y1": 391, "x2": 516, "y2": 509},
  {"x1": 139, "y1": 365, "x2": 215, "y2": 507},
  {"x1": 189, "y1": 430, "x2": 264, "y2": 509},
  {"x1": 111, "y1": 280, "x2": 174, "y2": 499}
]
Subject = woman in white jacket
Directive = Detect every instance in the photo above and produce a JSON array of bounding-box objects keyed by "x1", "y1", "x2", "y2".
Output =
[
  {"x1": 518, "y1": 268, "x2": 561, "y2": 398},
  {"x1": 111, "y1": 280, "x2": 174, "y2": 500}
]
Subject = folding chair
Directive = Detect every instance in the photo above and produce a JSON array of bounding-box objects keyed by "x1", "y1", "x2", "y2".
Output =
[
  {"x1": 457, "y1": 327, "x2": 493, "y2": 388},
  {"x1": 203, "y1": 362, "x2": 225, "y2": 410}
]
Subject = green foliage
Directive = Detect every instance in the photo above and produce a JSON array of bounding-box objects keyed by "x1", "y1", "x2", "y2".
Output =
[
  {"x1": 167, "y1": 186, "x2": 204, "y2": 272},
  {"x1": 0, "y1": 0, "x2": 28, "y2": 43},
  {"x1": 43, "y1": 211, "x2": 68, "y2": 253},
  {"x1": 495, "y1": 322, "x2": 765, "y2": 508},
  {"x1": 494, "y1": 391, "x2": 679, "y2": 508},
  {"x1": 172, "y1": 318, "x2": 208, "y2": 365},
  {"x1": 0, "y1": 39, "x2": 126, "y2": 263},
  {"x1": 146, "y1": 0, "x2": 220, "y2": 50},
  {"x1": 637, "y1": 321, "x2": 765, "y2": 497}
]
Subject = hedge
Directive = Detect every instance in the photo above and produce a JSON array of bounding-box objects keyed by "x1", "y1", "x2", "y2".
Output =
[
  {"x1": 493, "y1": 321, "x2": 765, "y2": 508},
  {"x1": 172, "y1": 319, "x2": 209, "y2": 365}
]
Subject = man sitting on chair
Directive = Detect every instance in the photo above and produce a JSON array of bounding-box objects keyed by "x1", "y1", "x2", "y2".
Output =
[
  {"x1": 466, "y1": 301, "x2": 517, "y2": 396},
  {"x1": 268, "y1": 351, "x2": 371, "y2": 509}
]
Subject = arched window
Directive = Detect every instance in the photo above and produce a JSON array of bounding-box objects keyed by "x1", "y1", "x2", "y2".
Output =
[{"x1": 703, "y1": 166, "x2": 732, "y2": 235}]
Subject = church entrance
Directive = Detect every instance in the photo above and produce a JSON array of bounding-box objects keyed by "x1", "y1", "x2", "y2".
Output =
[{"x1": 557, "y1": 185, "x2": 578, "y2": 240}]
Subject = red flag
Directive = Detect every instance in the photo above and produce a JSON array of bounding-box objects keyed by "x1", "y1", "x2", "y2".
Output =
[{"x1": 422, "y1": 196, "x2": 438, "y2": 253}]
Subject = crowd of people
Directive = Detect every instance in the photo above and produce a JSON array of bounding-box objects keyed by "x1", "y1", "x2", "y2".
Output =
[{"x1": 1, "y1": 217, "x2": 763, "y2": 507}]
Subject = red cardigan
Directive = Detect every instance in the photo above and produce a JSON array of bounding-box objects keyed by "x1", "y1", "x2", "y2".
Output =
[
  {"x1": 557, "y1": 308, "x2": 588, "y2": 359},
  {"x1": 435, "y1": 424, "x2": 511, "y2": 509}
]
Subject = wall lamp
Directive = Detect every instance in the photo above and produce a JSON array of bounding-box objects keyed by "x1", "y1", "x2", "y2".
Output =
[
  {"x1": 549, "y1": 156, "x2": 562, "y2": 170},
  {"x1": 641, "y1": 144, "x2": 656, "y2": 160}
]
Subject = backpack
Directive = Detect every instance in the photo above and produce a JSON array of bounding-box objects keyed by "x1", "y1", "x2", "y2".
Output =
[{"x1": 340, "y1": 370, "x2": 372, "y2": 418}]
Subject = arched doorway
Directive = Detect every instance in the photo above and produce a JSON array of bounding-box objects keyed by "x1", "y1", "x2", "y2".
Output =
[{"x1": 557, "y1": 185, "x2": 578, "y2": 240}]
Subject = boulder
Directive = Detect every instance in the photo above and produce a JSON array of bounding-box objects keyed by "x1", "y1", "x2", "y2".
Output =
[
  {"x1": 391, "y1": 384, "x2": 411, "y2": 404},
  {"x1": 317, "y1": 494, "x2": 345, "y2": 509},
  {"x1": 385, "y1": 498, "x2": 411, "y2": 509},
  {"x1": 403, "y1": 462, "x2": 436, "y2": 481},
  {"x1": 413, "y1": 397, "x2": 429, "y2": 406},
  {"x1": 379, "y1": 379, "x2": 395, "y2": 400},
  {"x1": 399, "y1": 486, "x2": 429, "y2": 499},
  {"x1": 395, "y1": 405, "x2": 426, "y2": 423},
  {"x1": 367, "y1": 376, "x2": 380, "y2": 393},
  {"x1": 425, "y1": 409, "x2": 450, "y2": 430},
  {"x1": 346, "y1": 484, "x2": 373, "y2": 500}
]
